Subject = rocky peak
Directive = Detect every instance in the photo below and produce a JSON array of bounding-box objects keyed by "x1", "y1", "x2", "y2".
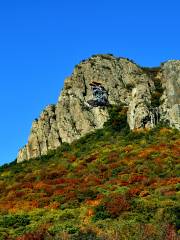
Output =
[{"x1": 17, "y1": 55, "x2": 180, "y2": 163}]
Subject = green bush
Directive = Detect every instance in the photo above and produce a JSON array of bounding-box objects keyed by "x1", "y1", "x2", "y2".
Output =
[
  {"x1": 111, "y1": 166, "x2": 126, "y2": 177},
  {"x1": 71, "y1": 230, "x2": 101, "y2": 240},
  {"x1": 104, "y1": 105, "x2": 129, "y2": 132},
  {"x1": 92, "y1": 205, "x2": 110, "y2": 222},
  {"x1": 76, "y1": 189, "x2": 97, "y2": 202},
  {"x1": 48, "y1": 224, "x2": 79, "y2": 235},
  {"x1": 0, "y1": 214, "x2": 30, "y2": 228}
]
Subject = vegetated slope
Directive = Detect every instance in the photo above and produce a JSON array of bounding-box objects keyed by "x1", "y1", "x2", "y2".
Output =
[{"x1": 0, "y1": 107, "x2": 180, "y2": 240}]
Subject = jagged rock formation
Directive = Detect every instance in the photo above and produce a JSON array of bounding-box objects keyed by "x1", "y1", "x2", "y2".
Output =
[
  {"x1": 160, "y1": 61, "x2": 180, "y2": 129},
  {"x1": 17, "y1": 55, "x2": 180, "y2": 162}
]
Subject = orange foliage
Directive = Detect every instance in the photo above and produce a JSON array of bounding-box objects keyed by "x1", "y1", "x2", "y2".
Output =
[
  {"x1": 165, "y1": 224, "x2": 179, "y2": 240},
  {"x1": 63, "y1": 152, "x2": 77, "y2": 162},
  {"x1": 9, "y1": 200, "x2": 39, "y2": 213},
  {"x1": 159, "y1": 128, "x2": 172, "y2": 134},
  {"x1": 128, "y1": 174, "x2": 147, "y2": 184},
  {"x1": 46, "y1": 178, "x2": 66, "y2": 185},
  {"x1": 65, "y1": 191, "x2": 76, "y2": 201},
  {"x1": 128, "y1": 187, "x2": 142, "y2": 197},
  {"x1": 120, "y1": 181, "x2": 129, "y2": 186},
  {"x1": 105, "y1": 194, "x2": 130, "y2": 217},
  {"x1": 163, "y1": 190, "x2": 176, "y2": 196},
  {"x1": 21, "y1": 182, "x2": 34, "y2": 189},
  {"x1": 16, "y1": 228, "x2": 47, "y2": 240},
  {"x1": 108, "y1": 151, "x2": 119, "y2": 162},
  {"x1": 15, "y1": 191, "x2": 25, "y2": 198},
  {"x1": 87, "y1": 208, "x2": 94, "y2": 217},
  {"x1": 86, "y1": 153, "x2": 98, "y2": 163},
  {"x1": 86, "y1": 199, "x2": 101, "y2": 207},
  {"x1": 34, "y1": 181, "x2": 48, "y2": 190},
  {"x1": 84, "y1": 174, "x2": 101, "y2": 185},
  {"x1": 138, "y1": 148, "x2": 155, "y2": 158},
  {"x1": 143, "y1": 224, "x2": 158, "y2": 237},
  {"x1": 123, "y1": 145, "x2": 133, "y2": 153},
  {"x1": 53, "y1": 189, "x2": 65, "y2": 196},
  {"x1": 66, "y1": 178, "x2": 79, "y2": 185},
  {"x1": 139, "y1": 190, "x2": 150, "y2": 197},
  {"x1": 167, "y1": 178, "x2": 180, "y2": 185},
  {"x1": 0, "y1": 200, "x2": 13, "y2": 212},
  {"x1": 109, "y1": 162, "x2": 120, "y2": 169},
  {"x1": 150, "y1": 177, "x2": 180, "y2": 188},
  {"x1": 154, "y1": 157, "x2": 163, "y2": 165},
  {"x1": 45, "y1": 201, "x2": 60, "y2": 209}
]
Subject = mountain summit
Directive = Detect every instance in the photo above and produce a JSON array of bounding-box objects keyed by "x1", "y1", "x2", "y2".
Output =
[{"x1": 17, "y1": 54, "x2": 180, "y2": 162}]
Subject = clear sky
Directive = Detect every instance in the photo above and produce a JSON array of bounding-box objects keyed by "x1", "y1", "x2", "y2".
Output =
[{"x1": 0, "y1": 0, "x2": 180, "y2": 165}]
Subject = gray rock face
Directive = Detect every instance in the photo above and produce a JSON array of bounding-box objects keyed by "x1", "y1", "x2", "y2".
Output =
[
  {"x1": 17, "y1": 55, "x2": 180, "y2": 163},
  {"x1": 159, "y1": 61, "x2": 180, "y2": 129}
]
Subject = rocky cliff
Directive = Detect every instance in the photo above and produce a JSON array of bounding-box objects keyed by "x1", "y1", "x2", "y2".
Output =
[{"x1": 17, "y1": 54, "x2": 180, "y2": 163}]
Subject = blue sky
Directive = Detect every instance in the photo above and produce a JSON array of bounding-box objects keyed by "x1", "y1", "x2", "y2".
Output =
[{"x1": 0, "y1": 0, "x2": 180, "y2": 165}]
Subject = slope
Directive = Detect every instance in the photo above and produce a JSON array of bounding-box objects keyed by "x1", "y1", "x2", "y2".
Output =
[{"x1": 0, "y1": 106, "x2": 180, "y2": 240}]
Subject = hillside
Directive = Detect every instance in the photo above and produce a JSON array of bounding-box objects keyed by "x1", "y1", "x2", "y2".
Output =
[
  {"x1": 17, "y1": 55, "x2": 180, "y2": 163},
  {"x1": 0, "y1": 107, "x2": 180, "y2": 240}
]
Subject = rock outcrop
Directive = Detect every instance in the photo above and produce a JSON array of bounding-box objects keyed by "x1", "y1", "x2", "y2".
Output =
[
  {"x1": 17, "y1": 55, "x2": 180, "y2": 163},
  {"x1": 159, "y1": 61, "x2": 180, "y2": 129}
]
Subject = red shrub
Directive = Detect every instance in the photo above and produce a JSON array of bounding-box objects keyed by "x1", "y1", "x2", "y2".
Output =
[
  {"x1": 53, "y1": 189, "x2": 65, "y2": 196},
  {"x1": 15, "y1": 191, "x2": 25, "y2": 198},
  {"x1": 86, "y1": 153, "x2": 98, "y2": 163},
  {"x1": 83, "y1": 174, "x2": 101, "y2": 186},
  {"x1": 108, "y1": 151, "x2": 119, "y2": 162},
  {"x1": 45, "y1": 170, "x2": 60, "y2": 180},
  {"x1": 34, "y1": 181, "x2": 53, "y2": 196},
  {"x1": 109, "y1": 162, "x2": 120, "y2": 169},
  {"x1": 69, "y1": 154, "x2": 77, "y2": 162},
  {"x1": 128, "y1": 174, "x2": 147, "y2": 184},
  {"x1": 120, "y1": 181, "x2": 129, "y2": 186},
  {"x1": 46, "y1": 178, "x2": 66, "y2": 185},
  {"x1": 38, "y1": 197, "x2": 50, "y2": 208},
  {"x1": 165, "y1": 224, "x2": 179, "y2": 240},
  {"x1": 65, "y1": 190, "x2": 76, "y2": 201},
  {"x1": 128, "y1": 187, "x2": 142, "y2": 197},
  {"x1": 66, "y1": 178, "x2": 80, "y2": 185},
  {"x1": 104, "y1": 194, "x2": 130, "y2": 217},
  {"x1": 22, "y1": 183, "x2": 34, "y2": 189},
  {"x1": 167, "y1": 177, "x2": 180, "y2": 185},
  {"x1": 139, "y1": 190, "x2": 150, "y2": 197},
  {"x1": 99, "y1": 164, "x2": 108, "y2": 172},
  {"x1": 163, "y1": 191, "x2": 176, "y2": 196},
  {"x1": 16, "y1": 229, "x2": 47, "y2": 240},
  {"x1": 45, "y1": 201, "x2": 60, "y2": 209}
]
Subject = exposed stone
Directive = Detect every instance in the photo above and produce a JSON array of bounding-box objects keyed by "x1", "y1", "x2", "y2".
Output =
[
  {"x1": 159, "y1": 60, "x2": 180, "y2": 129},
  {"x1": 17, "y1": 55, "x2": 180, "y2": 163}
]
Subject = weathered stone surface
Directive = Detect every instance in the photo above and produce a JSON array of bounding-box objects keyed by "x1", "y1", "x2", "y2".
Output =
[
  {"x1": 17, "y1": 55, "x2": 180, "y2": 163},
  {"x1": 159, "y1": 60, "x2": 180, "y2": 129}
]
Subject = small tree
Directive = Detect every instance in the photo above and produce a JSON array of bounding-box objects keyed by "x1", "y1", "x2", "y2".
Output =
[{"x1": 104, "y1": 104, "x2": 129, "y2": 132}]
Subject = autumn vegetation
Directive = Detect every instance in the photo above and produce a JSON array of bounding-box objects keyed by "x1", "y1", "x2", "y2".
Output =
[{"x1": 0, "y1": 106, "x2": 179, "y2": 239}]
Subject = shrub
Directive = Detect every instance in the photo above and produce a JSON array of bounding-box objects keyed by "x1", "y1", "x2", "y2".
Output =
[
  {"x1": 111, "y1": 166, "x2": 126, "y2": 177},
  {"x1": 60, "y1": 142, "x2": 71, "y2": 152},
  {"x1": 71, "y1": 230, "x2": 101, "y2": 240},
  {"x1": 104, "y1": 194, "x2": 130, "y2": 218},
  {"x1": 104, "y1": 105, "x2": 129, "y2": 132},
  {"x1": 0, "y1": 214, "x2": 30, "y2": 228},
  {"x1": 151, "y1": 78, "x2": 164, "y2": 108},
  {"x1": 16, "y1": 229, "x2": 47, "y2": 240},
  {"x1": 48, "y1": 224, "x2": 79, "y2": 235},
  {"x1": 92, "y1": 205, "x2": 110, "y2": 222},
  {"x1": 76, "y1": 189, "x2": 98, "y2": 203}
]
